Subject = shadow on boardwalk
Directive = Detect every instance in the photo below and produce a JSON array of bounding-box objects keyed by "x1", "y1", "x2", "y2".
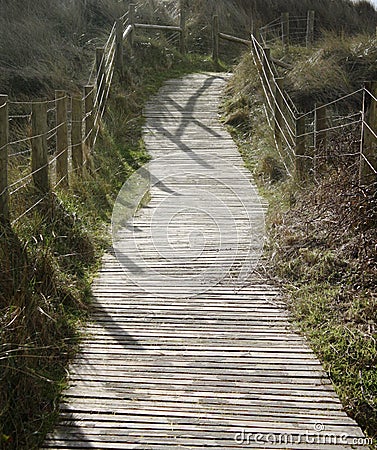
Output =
[
  {"x1": 146, "y1": 74, "x2": 228, "y2": 170},
  {"x1": 42, "y1": 73, "x2": 367, "y2": 450}
]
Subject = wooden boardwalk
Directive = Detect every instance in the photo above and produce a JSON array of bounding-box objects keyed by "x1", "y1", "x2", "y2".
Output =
[{"x1": 43, "y1": 74, "x2": 367, "y2": 449}]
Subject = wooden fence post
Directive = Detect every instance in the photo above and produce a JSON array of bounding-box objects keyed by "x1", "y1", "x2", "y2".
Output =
[
  {"x1": 360, "y1": 82, "x2": 377, "y2": 186},
  {"x1": 274, "y1": 78, "x2": 284, "y2": 152},
  {"x1": 262, "y1": 47, "x2": 273, "y2": 89},
  {"x1": 84, "y1": 85, "x2": 95, "y2": 154},
  {"x1": 250, "y1": 16, "x2": 255, "y2": 35},
  {"x1": 55, "y1": 90, "x2": 69, "y2": 187},
  {"x1": 179, "y1": 0, "x2": 187, "y2": 55},
  {"x1": 115, "y1": 18, "x2": 124, "y2": 77},
  {"x1": 295, "y1": 115, "x2": 307, "y2": 181},
  {"x1": 71, "y1": 96, "x2": 84, "y2": 174},
  {"x1": 95, "y1": 47, "x2": 105, "y2": 106},
  {"x1": 212, "y1": 15, "x2": 219, "y2": 64},
  {"x1": 306, "y1": 10, "x2": 315, "y2": 47},
  {"x1": 315, "y1": 104, "x2": 327, "y2": 154},
  {"x1": 251, "y1": 37, "x2": 262, "y2": 75},
  {"x1": 31, "y1": 101, "x2": 49, "y2": 193},
  {"x1": 129, "y1": 3, "x2": 135, "y2": 48},
  {"x1": 281, "y1": 12, "x2": 290, "y2": 47},
  {"x1": 0, "y1": 95, "x2": 9, "y2": 222}
]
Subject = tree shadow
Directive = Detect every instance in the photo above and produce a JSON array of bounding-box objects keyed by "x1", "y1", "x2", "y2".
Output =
[{"x1": 145, "y1": 75, "x2": 228, "y2": 170}]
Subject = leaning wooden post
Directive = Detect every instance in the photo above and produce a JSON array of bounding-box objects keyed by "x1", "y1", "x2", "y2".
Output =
[
  {"x1": 179, "y1": 0, "x2": 187, "y2": 55},
  {"x1": 251, "y1": 36, "x2": 262, "y2": 75},
  {"x1": 84, "y1": 85, "x2": 95, "y2": 154},
  {"x1": 360, "y1": 82, "x2": 377, "y2": 186},
  {"x1": 71, "y1": 96, "x2": 84, "y2": 174},
  {"x1": 212, "y1": 15, "x2": 219, "y2": 64},
  {"x1": 55, "y1": 90, "x2": 69, "y2": 187},
  {"x1": 31, "y1": 101, "x2": 49, "y2": 193},
  {"x1": 115, "y1": 18, "x2": 124, "y2": 77},
  {"x1": 95, "y1": 47, "x2": 105, "y2": 107},
  {"x1": 306, "y1": 10, "x2": 315, "y2": 47},
  {"x1": 281, "y1": 12, "x2": 290, "y2": 48},
  {"x1": 295, "y1": 116, "x2": 307, "y2": 181},
  {"x1": 262, "y1": 48, "x2": 273, "y2": 93},
  {"x1": 0, "y1": 95, "x2": 9, "y2": 222},
  {"x1": 129, "y1": 3, "x2": 135, "y2": 48},
  {"x1": 315, "y1": 104, "x2": 327, "y2": 155},
  {"x1": 274, "y1": 78, "x2": 284, "y2": 152}
]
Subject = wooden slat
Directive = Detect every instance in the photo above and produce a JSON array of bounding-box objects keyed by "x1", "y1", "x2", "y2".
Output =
[{"x1": 43, "y1": 73, "x2": 367, "y2": 449}]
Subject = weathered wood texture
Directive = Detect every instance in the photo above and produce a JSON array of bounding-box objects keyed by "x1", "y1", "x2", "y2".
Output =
[
  {"x1": 43, "y1": 74, "x2": 366, "y2": 450},
  {"x1": 55, "y1": 90, "x2": 69, "y2": 187},
  {"x1": 0, "y1": 95, "x2": 9, "y2": 221},
  {"x1": 71, "y1": 97, "x2": 84, "y2": 173},
  {"x1": 31, "y1": 101, "x2": 49, "y2": 193}
]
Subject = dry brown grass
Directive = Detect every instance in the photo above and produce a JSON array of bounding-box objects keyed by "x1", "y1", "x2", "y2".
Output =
[
  {"x1": 282, "y1": 32, "x2": 377, "y2": 111},
  {"x1": 0, "y1": 0, "x2": 126, "y2": 96}
]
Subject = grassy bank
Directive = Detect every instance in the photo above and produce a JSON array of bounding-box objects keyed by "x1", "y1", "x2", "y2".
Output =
[
  {"x1": 223, "y1": 47, "x2": 377, "y2": 445},
  {"x1": 0, "y1": 28, "x2": 217, "y2": 449}
]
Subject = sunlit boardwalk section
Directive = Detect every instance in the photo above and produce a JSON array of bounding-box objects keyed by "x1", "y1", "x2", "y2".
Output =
[{"x1": 43, "y1": 74, "x2": 367, "y2": 449}]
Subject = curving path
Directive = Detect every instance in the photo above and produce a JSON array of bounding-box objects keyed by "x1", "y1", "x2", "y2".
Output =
[{"x1": 42, "y1": 74, "x2": 367, "y2": 449}]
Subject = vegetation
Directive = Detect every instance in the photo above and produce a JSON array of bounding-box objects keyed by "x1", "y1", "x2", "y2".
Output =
[
  {"x1": 184, "y1": 0, "x2": 377, "y2": 57},
  {"x1": 1, "y1": 0, "x2": 376, "y2": 448},
  {"x1": 224, "y1": 31, "x2": 377, "y2": 445},
  {"x1": 0, "y1": 0, "x2": 126, "y2": 97},
  {"x1": 270, "y1": 32, "x2": 377, "y2": 112}
]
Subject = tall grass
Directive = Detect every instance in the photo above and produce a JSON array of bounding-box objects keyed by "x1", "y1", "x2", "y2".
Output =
[
  {"x1": 278, "y1": 32, "x2": 377, "y2": 111},
  {"x1": 0, "y1": 0, "x2": 126, "y2": 96},
  {"x1": 183, "y1": 0, "x2": 377, "y2": 48}
]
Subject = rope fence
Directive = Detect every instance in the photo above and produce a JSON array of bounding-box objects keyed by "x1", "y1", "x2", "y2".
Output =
[
  {"x1": 259, "y1": 11, "x2": 317, "y2": 47},
  {"x1": 248, "y1": 31, "x2": 376, "y2": 185},
  {"x1": 1, "y1": 3, "x2": 376, "y2": 227},
  {"x1": 0, "y1": 1, "x2": 190, "y2": 225}
]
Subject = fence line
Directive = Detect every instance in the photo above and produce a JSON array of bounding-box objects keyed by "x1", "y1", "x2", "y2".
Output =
[
  {"x1": 1, "y1": 5, "x2": 376, "y2": 226},
  {"x1": 249, "y1": 28, "x2": 376, "y2": 185},
  {"x1": 258, "y1": 11, "x2": 317, "y2": 47},
  {"x1": 0, "y1": 1, "x2": 189, "y2": 225},
  {"x1": 210, "y1": 14, "x2": 376, "y2": 185}
]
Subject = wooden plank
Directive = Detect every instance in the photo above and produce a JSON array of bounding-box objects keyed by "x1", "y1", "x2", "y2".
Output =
[
  {"x1": 55, "y1": 90, "x2": 69, "y2": 187},
  {"x1": 43, "y1": 73, "x2": 367, "y2": 449},
  {"x1": 0, "y1": 95, "x2": 9, "y2": 221},
  {"x1": 219, "y1": 32, "x2": 251, "y2": 46},
  {"x1": 134, "y1": 23, "x2": 182, "y2": 32},
  {"x1": 31, "y1": 101, "x2": 49, "y2": 193},
  {"x1": 63, "y1": 384, "x2": 342, "y2": 401}
]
